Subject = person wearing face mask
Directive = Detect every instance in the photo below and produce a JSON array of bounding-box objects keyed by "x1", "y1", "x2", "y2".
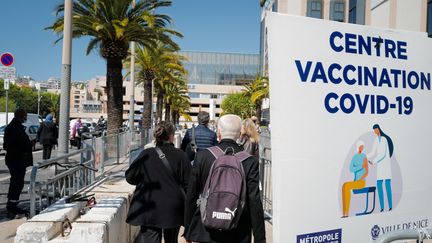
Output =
[{"x1": 3, "y1": 108, "x2": 33, "y2": 218}]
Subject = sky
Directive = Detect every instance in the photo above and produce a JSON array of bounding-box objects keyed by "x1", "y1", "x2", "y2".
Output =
[{"x1": 0, "y1": 0, "x2": 260, "y2": 82}]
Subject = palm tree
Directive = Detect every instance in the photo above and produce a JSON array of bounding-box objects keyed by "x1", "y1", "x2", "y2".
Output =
[
  {"x1": 243, "y1": 76, "x2": 269, "y2": 124},
  {"x1": 162, "y1": 76, "x2": 189, "y2": 123},
  {"x1": 130, "y1": 43, "x2": 186, "y2": 128},
  {"x1": 48, "y1": 0, "x2": 181, "y2": 134}
]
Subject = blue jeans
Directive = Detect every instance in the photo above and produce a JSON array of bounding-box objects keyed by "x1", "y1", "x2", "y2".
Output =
[{"x1": 377, "y1": 179, "x2": 393, "y2": 211}]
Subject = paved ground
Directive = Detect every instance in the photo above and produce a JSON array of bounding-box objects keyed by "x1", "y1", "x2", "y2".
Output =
[
  {"x1": 0, "y1": 147, "x2": 83, "y2": 243},
  {"x1": 0, "y1": 150, "x2": 274, "y2": 242}
]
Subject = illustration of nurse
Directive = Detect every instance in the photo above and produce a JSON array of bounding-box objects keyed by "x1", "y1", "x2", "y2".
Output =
[{"x1": 367, "y1": 124, "x2": 394, "y2": 212}]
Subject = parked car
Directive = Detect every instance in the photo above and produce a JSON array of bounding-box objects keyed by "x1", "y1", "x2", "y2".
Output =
[{"x1": 0, "y1": 123, "x2": 43, "y2": 152}]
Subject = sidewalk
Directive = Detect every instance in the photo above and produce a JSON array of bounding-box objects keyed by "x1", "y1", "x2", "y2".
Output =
[{"x1": 1, "y1": 155, "x2": 273, "y2": 243}]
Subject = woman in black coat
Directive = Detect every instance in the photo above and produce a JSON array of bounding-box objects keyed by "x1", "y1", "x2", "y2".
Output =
[
  {"x1": 126, "y1": 121, "x2": 192, "y2": 243},
  {"x1": 37, "y1": 114, "x2": 58, "y2": 160}
]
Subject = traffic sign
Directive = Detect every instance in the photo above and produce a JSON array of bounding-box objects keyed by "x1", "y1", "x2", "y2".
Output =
[
  {"x1": 0, "y1": 66, "x2": 16, "y2": 79},
  {"x1": 4, "y1": 79, "x2": 9, "y2": 90},
  {"x1": 0, "y1": 53, "x2": 14, "y2": 66}
]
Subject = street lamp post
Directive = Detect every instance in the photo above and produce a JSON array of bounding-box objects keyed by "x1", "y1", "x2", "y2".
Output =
[
  {"x1": 36, "y1": 83, "x2": 41, "y2": 116},
  {"x1": 129, "y1": 0, "x2": 136, "y2": 136},
  {"x1": 58, "y1": 0, "x2": 73, "y2": 158}
]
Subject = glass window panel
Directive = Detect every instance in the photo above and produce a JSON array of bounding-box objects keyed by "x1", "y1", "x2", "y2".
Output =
[
  {"x1": 308, "y1": 0, "x2": 322, "y2": 19},
  {"x1": 332, "y1": 1, "x2": 345, "y2": 22},
  {"x1": 428, "y1": 0, "x2": 432, "y2": 37}
]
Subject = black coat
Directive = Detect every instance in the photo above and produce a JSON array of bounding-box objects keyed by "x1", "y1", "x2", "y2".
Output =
[
  {"x1": 184, "y1": 139, "x2": 266, "y2": 243},
  {"x1": 3, "y1": 118, "x2": 33, "y2": 167},
  {"x1": 37, "y1": 121, "x2": 58, "y2": 145},
  {"x1": 125, "y1": 143, "x2": 192, "y2": 228}
]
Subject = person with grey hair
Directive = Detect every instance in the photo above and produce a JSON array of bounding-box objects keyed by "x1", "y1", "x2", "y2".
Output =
[
  {"x1": 184, "y1": 114, "x2": 266, "y2": 243},
  {"x1": 341, "y1": 140, "x2": 369, "y2": 218},
  {"x1": 181, "y1": 111, "x2": 218, "y2": 161}
]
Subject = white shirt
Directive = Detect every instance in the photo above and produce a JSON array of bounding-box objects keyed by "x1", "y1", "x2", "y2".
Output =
[{"x1": 367, "y1": 136, "x2": 392, "y2": 180}]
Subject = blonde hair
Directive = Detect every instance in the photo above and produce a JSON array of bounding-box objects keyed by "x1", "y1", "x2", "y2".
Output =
[{"x1": 241, "y1": 118, "x2": 259, "y2": 142}]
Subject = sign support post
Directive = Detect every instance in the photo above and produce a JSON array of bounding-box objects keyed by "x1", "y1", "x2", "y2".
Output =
[{"x1": 4, "y1": 79, "x2": 9, "y2": 125}]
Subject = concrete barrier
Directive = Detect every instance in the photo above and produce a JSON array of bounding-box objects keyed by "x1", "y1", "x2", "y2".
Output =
[{"x1": 15, "y1": 174, "x2": 139, "y2": 243}]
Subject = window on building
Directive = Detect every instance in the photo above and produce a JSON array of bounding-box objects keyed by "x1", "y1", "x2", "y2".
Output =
[
  {"x1": 349, "y1": 0, "x2": 365, "y2": 25},
  {"x1": 428, "y1": 0, "x2": 432, "y2": 37},
  {"x1": 272, "y1": 0, "x2": 278, "y2": 12},
  {"x1": 331, "y1": 0, "x2": 345, "y2": 22},
  {"x1": 307, "y1": 0, "x2": 323, "y2": 19}
]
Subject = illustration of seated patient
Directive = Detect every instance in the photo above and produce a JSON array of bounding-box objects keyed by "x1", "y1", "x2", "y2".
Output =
[{"x1": 341, "y1": 140, "x2": 369, "y2": 218}]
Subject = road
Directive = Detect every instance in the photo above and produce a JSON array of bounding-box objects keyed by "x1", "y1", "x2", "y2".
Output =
[{"x1": 0, "y1": 147, "x2": 81, "y2": 221}]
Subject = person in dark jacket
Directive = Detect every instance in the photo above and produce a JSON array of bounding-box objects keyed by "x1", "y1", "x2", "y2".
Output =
[
  {"x1": 37, "y1": 114, "x2": 58, "y2": 160},
  {"x1": 184, "y1": 114, "x2": 266, "y2": 243},
  {"x1": 181, "y1": 111, "x2": 218, "y2": 161},
  {"x1": 126, "y1": 121, "x2": 192, "y2": 243},
  {"x1": 3, "y1": 108, "x2": 33, "y2": 219}
]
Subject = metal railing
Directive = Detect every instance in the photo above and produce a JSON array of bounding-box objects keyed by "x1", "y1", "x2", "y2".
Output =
[
  {"x1": 29, "y1": 147, "x2": 96, "y2": 217},
  {"x1": 259, "y1": 130, "x2": 272, "y2": 221},
  {"x1": 375, "y1": 228, "x2": 432, "y2": 243}
]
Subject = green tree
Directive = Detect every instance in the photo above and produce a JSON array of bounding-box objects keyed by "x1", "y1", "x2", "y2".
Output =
[
  {"x1": 129, "y1": 42, "x2": 185, "y2": 128},
  {"x1": 221, "y1": 92, "x2": 255, "y2": 119},
  {"x1": 48, "y1": 0, "x2": 181, "y2": 133},
  {"x1": 0, "y1": 97, "x2": 17, "y2": 113},
  {"x1": 242, "y1": 76, "x2": 269, "y2": 124},
  {"x1": 162, "y1": 76, "x2": 189, "y2": 123}
]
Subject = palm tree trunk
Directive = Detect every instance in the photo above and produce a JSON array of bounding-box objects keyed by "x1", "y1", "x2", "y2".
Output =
[
  {"x1": 156, "y1": 91, "x2": 163, "y2": 124},
  {"x1": 171, "y1": 111, "x2": 176, "y2": 125},
  {"x1": 143, "y1": 78, "x2": 152, "y2": 129},
  {"x1": 255, "y1": 100, "x2": 262, "y2": 125},
  {"x1": 106, "y1": 58, "x2": 124, "y2": 134},
  {"x1": 165, "y1": 104, "x2": 171, "y2": 123}
]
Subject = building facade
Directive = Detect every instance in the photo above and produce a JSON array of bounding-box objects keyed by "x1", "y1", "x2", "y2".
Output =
[
  {"x1": 180, "y1": 51, "x2": 260, "y2": 122},
  {"x1": 261, "y1": 0, "x2": 431, "y2": 75},
  {"x1": 68, "y1": 51, "x2": 260, "y2": 123},
  {"x1": 260, "y1": 0, "x2": 431, "y2": 121}
]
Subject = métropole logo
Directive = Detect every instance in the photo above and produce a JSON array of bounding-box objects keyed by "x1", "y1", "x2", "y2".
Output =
[
  {"x1": 370, "y1": 219, "x2": 429, "y2": 240},
  {"x1": 297, "y1": 228, "x2": 342, "y2": 243}
]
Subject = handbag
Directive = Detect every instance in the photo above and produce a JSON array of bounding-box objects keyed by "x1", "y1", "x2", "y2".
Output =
[{"x1": 154, "y1": 147, "x2": 186, "y2": 199}]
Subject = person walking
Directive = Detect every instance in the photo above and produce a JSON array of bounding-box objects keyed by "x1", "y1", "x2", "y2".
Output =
[
  {"x1": 238, "y1": 118, "x2": 260, "y2": 158},
  {"x1": 184, "y1": 114, "x2": 266, "y2": 243},
  {"x1": 70, "y1": 118, "x2": 82, "y2": 149},
  {"x1": 181, "y1": 111, "x2": 218, "y2": 161},
  {"x1": 37, "y1": 114, "x2": 58, "y2": 160},
  {"x1": 3, "y1": 108, "x2": 33, "y2": 218},
  {"x1": 126, "y1": 121, "x2": 192, "y2": 243}
]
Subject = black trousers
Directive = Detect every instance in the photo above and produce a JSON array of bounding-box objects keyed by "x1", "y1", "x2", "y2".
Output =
[
  {"x1": 138, "y1": 226, "x2": 180, "y2": 243},
  {"x1": 43, "y1": 145, "x2": 53, "y2": 160},
  {"x1": 7, "y1": 163, "x2": 26, "y2": 201}
]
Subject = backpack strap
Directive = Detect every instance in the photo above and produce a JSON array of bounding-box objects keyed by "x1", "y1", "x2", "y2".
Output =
[
  {"x1": 207, "y1": 146, "x2": 225, "y2": 159},
  {"x1": 191, "y1": 125, "x2": 197, "y2": 152},
  {"x1": 234, "y1": 151, "x2": 252, "y2": 162},
  {"x1": 154, "y1": 147, "x2": 186, "y2": 199}
]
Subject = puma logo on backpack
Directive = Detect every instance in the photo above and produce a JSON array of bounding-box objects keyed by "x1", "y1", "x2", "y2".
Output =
[{"x1": 197, "y1": 146, "x2": 250, "y2": 230}]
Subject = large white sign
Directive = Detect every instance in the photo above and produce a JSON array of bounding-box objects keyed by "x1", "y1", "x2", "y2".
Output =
[
  {"x1": 0, "y1": 66, "x2": 16, "y2": 79},
  {"x1": 267, "y1": 13, "x2": 432, "y2": 242}
]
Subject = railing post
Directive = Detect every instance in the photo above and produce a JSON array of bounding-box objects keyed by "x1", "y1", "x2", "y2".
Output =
[
  {"x1": 29, "y1": 165, "x2": 39, "y2": 218},
  {"x1": 101, "y1": 135, "x2": 106, "y2": 173},
  {"x1": 116, "y1": 132, "x2": 120, "y2": 164}
]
